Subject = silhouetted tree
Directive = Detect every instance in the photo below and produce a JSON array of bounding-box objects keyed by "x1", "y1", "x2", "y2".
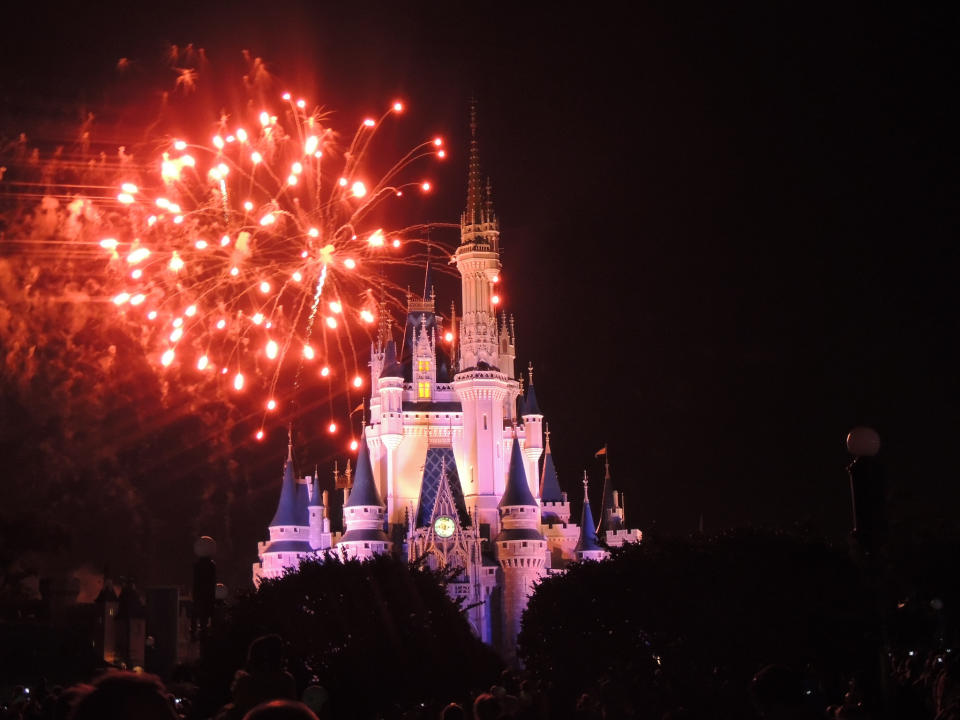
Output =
[
  {"x1": 197, "y1": 555, "x2": 501, "y2": 719},
  {"x1": 519, "y1": 529, "x2": 876, "y2": 717}
]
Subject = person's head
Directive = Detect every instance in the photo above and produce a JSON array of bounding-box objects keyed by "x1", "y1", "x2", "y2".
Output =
[
  {"x1": 440, "y1": 702, "x2": 465, "y2": 720},
  {"x1": 69, "y1": 672, "x2": 176, "y2": 720},
  {"x1": 247, "y1": 634, "x2": 285, "y2": 673},
  {"x1": 472, "y1": 693, "x2": 500, "y2": 720},
  {"x1": 243, "y1": 700, "x2": 319, "y2": 720}
]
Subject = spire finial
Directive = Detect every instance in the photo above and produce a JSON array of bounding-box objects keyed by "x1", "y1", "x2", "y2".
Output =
[
  {"x1": 528, "y1": 361, "x2": 534, "y2": 386},
  {"x1": 287, "y1": 423, "x2": 293, "y2": 462},
  {"x1": 545, "y1": 422, "x2": 551, "y2": 452},
  {"x1": 583, "y1": 471, "x2": 590, "y2": 502}
]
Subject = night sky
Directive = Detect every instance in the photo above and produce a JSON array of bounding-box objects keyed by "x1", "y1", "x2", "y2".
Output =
[{"x1": 1, "y1": 2, "x2": 957, "y2": 590}]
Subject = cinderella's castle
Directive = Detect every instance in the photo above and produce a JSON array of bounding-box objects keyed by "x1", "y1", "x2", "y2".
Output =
[{"x1": 253, "y1": 110, "x2": 641, "y2": 659}]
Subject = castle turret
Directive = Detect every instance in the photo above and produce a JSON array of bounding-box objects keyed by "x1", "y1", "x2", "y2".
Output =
[
  {"x1": 496, "y1": 434, "x2": 546, "y2": 663},
  {"x1": 94, "y1": 569, "x2": 119, "y2": 663},
  {"x1": 338, "y1": 431, "x2": 392, "y2": 560},
  {"x1": 520, "y1": 363, "x2": 543, "y2": 499},
  {"x1": 539, "y1": 427, "x2": 569, "y2": 524},
  {"x1": 308, "y1": 470, "x2": 333, "y2": 551},
  {"x1": 575, "y1": 473, "x2": 609, "y2": 562},
  {"x1": 596, "y1": 448, "x2": 644, "y2": 548},
  {"x1": 377, "y1": 339, "x2": 404, "y2": 522}
]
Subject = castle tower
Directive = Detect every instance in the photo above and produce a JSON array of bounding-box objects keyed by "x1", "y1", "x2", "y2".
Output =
[
  {"x1": 253, "y1": 429, "x2": 314, "y2": 584},
  {"x1": 94, "y1": 569, "x2": 119, "y2": 663},
  {"x1": 338, "y1": 431, "x2": 392, "y2": 560},
  {"x1": 575, "y1": 473, "x2": 610, "y2": 562},
  {"x1": 308, "y1": 470, "x2": 333, "y2": 551},
  {"x1": 596, "y1": 448, "x2": 644, "y2": 547},
  {"x1": 452, "y1": 104, "x2": 513, "y2": 531},
  {"x1": 495, "y1": 434, "x2": 547, "y2": 663}
]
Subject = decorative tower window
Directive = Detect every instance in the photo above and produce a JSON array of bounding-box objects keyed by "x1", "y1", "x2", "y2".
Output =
[
  {"x1": 418, "y1": 360, "x2": 431, "y2": 373},
  {"x1": 418, "y1": 381, "x2": 431, "y2": 400}
]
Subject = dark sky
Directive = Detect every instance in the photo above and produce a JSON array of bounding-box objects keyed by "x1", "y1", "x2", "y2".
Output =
[{"x1": 2, "y1": 1, "x2": 958, "y2": 585}]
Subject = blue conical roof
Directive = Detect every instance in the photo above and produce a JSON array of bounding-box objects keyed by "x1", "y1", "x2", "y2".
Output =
[
  {"x1": 523, "y1": 384, "x2": 541, "y2": 416},
  {"x1": 294, "y1": 479, "x2": 310, "y2": 526},
  {"x1": 540, "y1": 448, "x2": 563, "y2": 502},
  {"x1": 344, "y1": 437, "x2": 383, "y2": 508},
  {"x1": 270, "y1": 454, "x2": 300, "y2": 526},
  {"x1": 422, "y1": 261, "x2": 434, "y2": 300},
  {"x1": 576, "y1": 481, "x2": 602, "y2": 553},
  {"x1": 379, "y1": 339, "x2": 403, "y2": 378},
  {"x1": 309, "y1": 475, "x2": 322, "y2": 507},
  {"x1": 499, "y1": 436, "x2": 537, "y2": 508}
]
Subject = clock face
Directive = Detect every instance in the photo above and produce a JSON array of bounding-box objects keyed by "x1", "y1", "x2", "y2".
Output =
[{"x1": 434, "y1": 515, "x2": 456, "y2": 538}]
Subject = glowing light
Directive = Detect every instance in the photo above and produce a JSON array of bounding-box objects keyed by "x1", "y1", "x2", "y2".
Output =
[
  {"x1": 216, "y1": 319, "x2": 226, "y2": 330},
  {"x1": 131, "y1": 269, "x2": 142, "y2": 279},
  {"x1": 255, "y1": 430, "x2": 264, "y2": 441},
  {"x1": 320, "y1": 366, "x2": 330, "y2": 377},
  {"x1": 344, "y1": 258, "x2": 356, "y2": 269},
  {"x1": 491, "y1": 294, "x2": 500, "y2": 305},
  {"x1": 297, "y1": 99, "x2": 306, "y2": 109},
  {"x1": 308, "y1": 228, "x2": 319, "y2": 237},
  {"x1": 328, "y1": 422, "x2": 337, "y2": 434},
  {"x1": 329, "y1": 301, "x2": 342, "y2": 313},
  {"x1": 351, "y1": 181, "x2": 367, "y2": 198},
  {"x1": 161, "y1": 349, "x2": 175, "y2": 366},
  {"x1": 236, "y1": 128, "x2": 248, "y2": 142},
  {"x1": 126, "y1": 248, "x2": 150, "y2": 264},
  {"x1": 169, "y1": 327, "x2": 183, "y2": 342},
  {"x1": 148, "y1": 311, "x2": 158, "y2": 320},
  {"x1": 433, "y1": 137, "x2": 443, "y2": 146},
  {"x1": 392, "y1": 238, "x2": 401, "y2": 248},
  {"x1": 173, "y1": 215, "x2": 184, "y2": 224},
  {"x1": 252, "y1": 313, "x2": 264, "y2": 325},
  {"x1": 195, "y1": 239, "x2": 208, "y2": 250},
  {"x1": 393, "y1": 101, "x2": 404, "y2": 112},
  {"x1": 113, "y1": 293, "x2": 130, "y2": 305},
  {"x1": 100, "y1": 238, "x2": 118, "y2": 250},
  {"x1": 221, "y1": 235, "x2": 231, "y2": 246},
  {"x1": 226, "y1": 135, "x2": 235, "y2": 143},
  {"x1": 251, "y1": 151, "x2": 263, "y2": 164},
  {"x1": 492, "y1": 275, "x2": 499, "y2": 283},
  {"x1": 360, "y1": 310, "x2": 374, "y2": 323},
  {"x1": 287, "y1": 174, "x2": 298, "y2": 186},
  {"x1": 350, "y1": 439, "x2": 359, "y2": 451},
  {"x1": 266, "y1": 340, "x2": 279, "y2": 359},
  {"x1": 303, "y1": 344, "x2": 315, "y2": 359},
  {"x1": 259, "y1": 213, "x2": 275, "y2": 226},
  {"x1": 325, "y1": 316, "x2": 337, "y2": 329},
  {"x1": 197, "y1": 355, "x2": 209, "y2": 370},
  {"x1": 444, "y1": 332, "x2": 454, "y2": 342},
  {"x1": 174, "y1": 140, "x2": 187, "y2": 151},
  {"x1": 368, "y1": 229, "x2": 385, "y2": 247},
  {"x1": 292, "y1": 271, "x2": 302, "y2": 282},
  {"x1": 438, "y1": 150, "x2": 446, "y2": 159},
  {"x1": 117, "y1": 193, "x2": 135, "y2": 204},
  {"x1": 259, "y1": 111, "x2": 270, "y2": 127},
  {"x1": 243, "y1": 201, "x2": 253, "y2": 211},
  {"x1": 338, "y1": 177, "x2": 348, "y2": 186},
  {"x1": 421, "y1": 182, "x2": 431, "y2": 192},
  {"x1": 282, "y1": 92, "x2": 291, "y2": 101},
  {"x1": 185, "y1": 305, "x2": 197, "y2": 317},
  {"x1": 156, "y1": 198, "x2": 170, "y2": 209},
  {"x1": 260, "y1": 281, "x2": 271, "y2": 294},
  {"x1": 161, "y1": 159, "x2": 180, "y2": 181},
  {"x1": 363, "y1": 118, "x2": 375, "y2": 127},
  {"x1": 121, "y1": 182, "x2": 138, "y2": 194},
  {"x1": 292, "y1": 161, "x2": 303, "y2": 175},
  {"x1": 180, "y1": 155, "x2": 195, "y2": 167},
  {"x1": 305, "y1": 136, "x2": 319, "y2": 155},
  {"x1": 233, "y1": 372, "x2": 244, "y2": 391},
  {"x1": 213, "y1": 135, "x2": 224, "y2": 149},
  {"x1": 172, "y1": 317, "x2": 183, "y2": 328},
  {"x1": 130, "y1": 294, "x2": 146, "y2": 306},
  {"x1": 147, "y1": 216, "x2": 157, "y2": 226},
  {"x1": 230, "y1": 267, "x2": 239, "y2": 276},
  {"x1": 267, "y1": 399, "x2": 277, "y2": 411},
  {"x1": 352, "y1": 375, "x2": 363, "y2": 388}
]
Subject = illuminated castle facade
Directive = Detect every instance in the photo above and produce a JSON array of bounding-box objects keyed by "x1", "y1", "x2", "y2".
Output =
[{"x1": 253, "y1": 112, "x2": 641, "y2": 659}]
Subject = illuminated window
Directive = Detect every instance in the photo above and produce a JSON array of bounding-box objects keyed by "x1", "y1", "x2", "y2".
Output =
[
  {"x1": 418, "y1": 381, "x2": 431, "y2": 400},
  {"x1": 418, "y1": 359, "x2": 431, "y2": 373}
]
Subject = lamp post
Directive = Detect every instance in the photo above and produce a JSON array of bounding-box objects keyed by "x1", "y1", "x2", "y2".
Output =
[{"x1": 845, "y1": 426, "x2": 883, "y2": 555}]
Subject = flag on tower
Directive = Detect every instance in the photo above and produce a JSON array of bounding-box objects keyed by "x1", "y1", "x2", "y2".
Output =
[{"x1": 595, "y1": 446, "x2": 607, "y2": 457}]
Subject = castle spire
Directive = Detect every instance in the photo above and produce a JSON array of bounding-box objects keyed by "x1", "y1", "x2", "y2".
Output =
[
  {"x1": 539, "y1": 424, "x2": 564, "y2": 502},
  {"x1": 464, "y1": 99, "x2": 484, "y2": 230},
  {"x1": 576, "y1": 472, "x2": 604, "y2": 557},
  {"x1": 270, "y1": 435, "x2": 299, "y2": 527}
]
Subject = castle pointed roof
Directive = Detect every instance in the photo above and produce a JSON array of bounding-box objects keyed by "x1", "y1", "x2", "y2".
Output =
[
  {"x1": 464, "y1": 100, "x2": 484, "y2": 230},
  {"x1": 499, "y1": 434, "x2": 537, "y2": 508},
  {"x1": 379, "y1": 339, "x2": 403, "y2": 378},
  {"x1": 576, "y1": 474, "x2": 602, "y2": 553},
  {"x1": 540, "y1": 440, "x2": 563, "y2": 503},
  {"x1": 270, "y1": 437, "x2": 300, "y2": 526},
  {"x1": 422, "y1": 260, "x2": 434, "y2": 300},
  {"x1": 344, "y1": 436, "x2": 383, "y2": 508},
  {"x1": 523, "y1": 384, "x2": 541, "y2": 416},
  {"x1": 309, "y1": 473, "x2": 322, "y2": 507}
]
